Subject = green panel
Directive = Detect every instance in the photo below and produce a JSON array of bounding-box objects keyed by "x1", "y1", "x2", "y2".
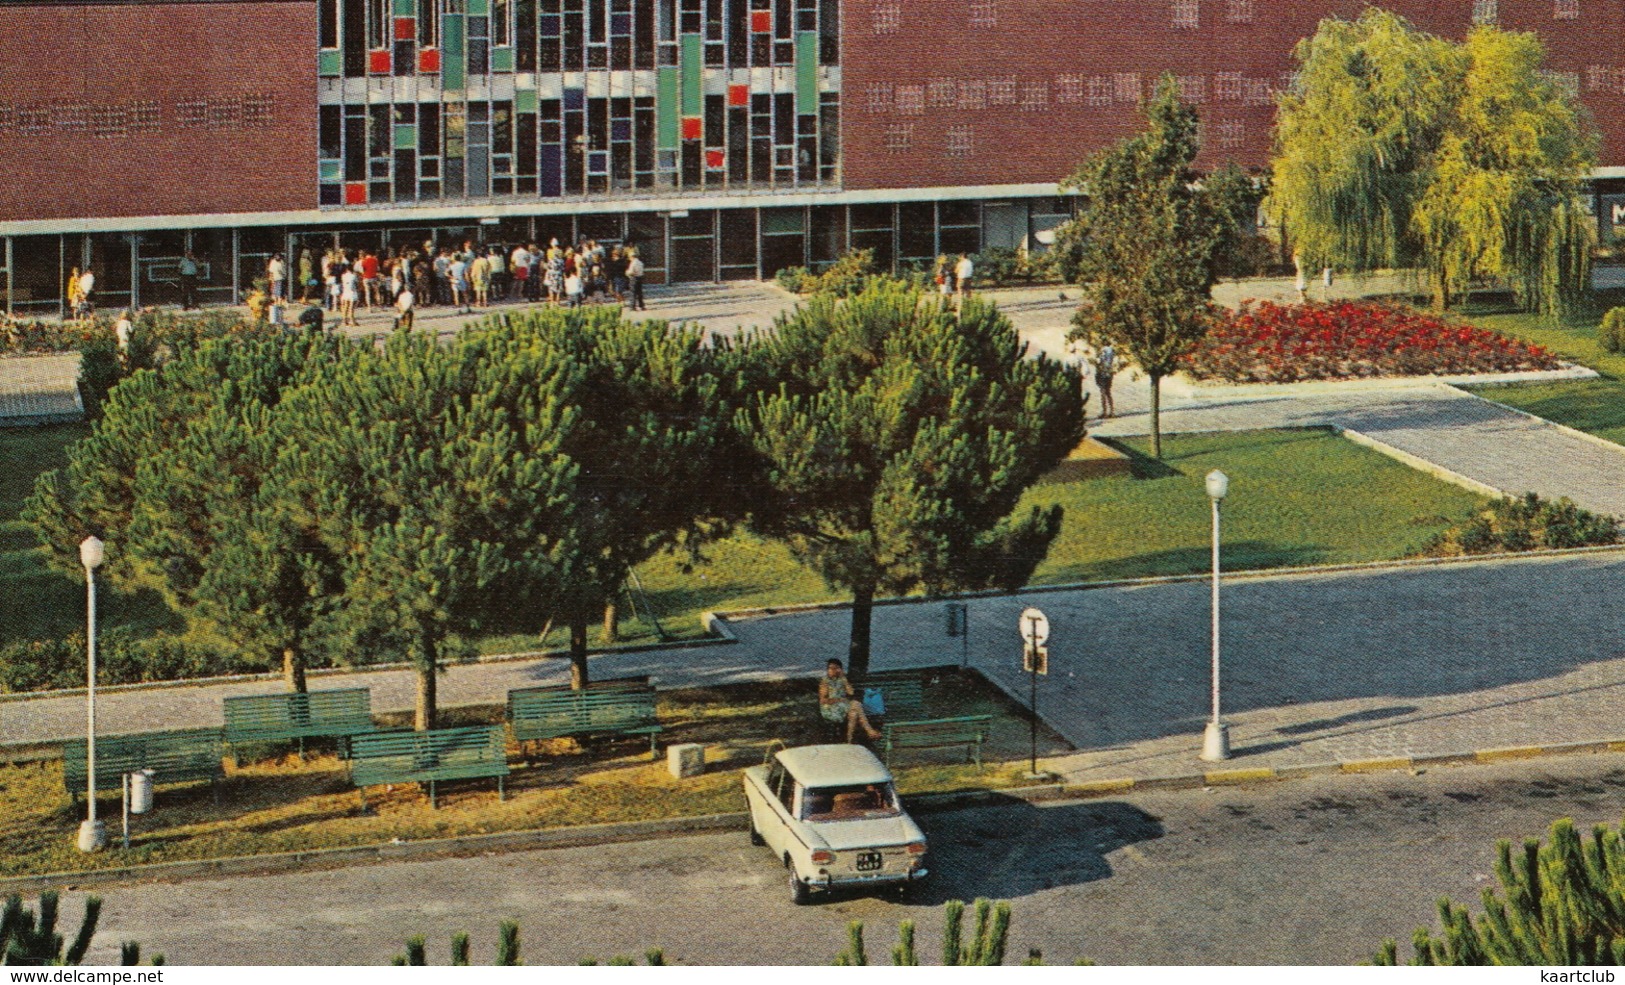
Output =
[
  {"x1": 466, "y1": 0, "x2": 487, "y2": 13},
  {"x1": 318, "y1": 50, "x2": 342, "y2": 77},
  {"x1": 796, "y1": 31, "x2": 818, "y2": 114},
  {"x1": 393, "y1": 0, "x2": 414, "y2": 14},
  {"x1": 491, "y1": 46, "x2": 514, "y2": 72},
  {"x1": 442, "y1": 14, "x2": 466, "y2": 89},
  {"x1": 680, "y1": 34, "x2": 703, "y2": 117},
  {"x1": 395, "y1": 125, "x2": 418, "y2": 149},
  {"x1": 320, "y1": 159, "x2": 343, "y2": 181},
  {"x1": 657, "y1": 66, "x2": 680, "y2": 149},
  {"x1": 515, "y1": 89, "x2": 537, "y2": 113}
]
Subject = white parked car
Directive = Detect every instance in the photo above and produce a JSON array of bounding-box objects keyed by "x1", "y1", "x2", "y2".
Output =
[{"x1": 743, "y1": 743, "x2": 930, "y2": 904}]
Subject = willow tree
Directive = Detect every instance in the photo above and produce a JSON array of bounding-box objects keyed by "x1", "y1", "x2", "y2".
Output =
[{"x1": 1272, "y1": 9, "x2": 1595, "y2": 314}]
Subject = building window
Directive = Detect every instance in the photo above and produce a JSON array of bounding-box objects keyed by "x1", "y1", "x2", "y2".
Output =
[
  {"x1": 968, "y1": 0, "x2": 995, "y2": 28},
  {"x1": 1087, "y1": 76, "x2": 1113, "y2": 107},
  {"x1": 928, "y1": 78, "x2": 957, "y2": 108},
  {"x1": 1217, "y1": 119, "x2": 1245, "y2": 150},
  {"x1": 1472, "y1": 0, "x2": 1497, "y2": 24},
  {"x1": 946, "y1": 124, "x2": 972, "y2": 158},
  {"x1": 1054, "y1": 74, "x2": 1087, "y2": 105},
  {"x1": 1171, "y1": 0, "x2": 1199, "y2": 30},
  {"x1": 1114, "y1": 73, "x2": 1141, "y2": 104},
  {"x1": 1176, "y1": 75, "x2": 1207, "y2": 103},
  {"x1": 895, "y1": 85, "x2": 925, "y2": 115},
  {"x1": 865, "y1": 83, "x2": 893, "y2": 113},
  {"x1": 883, "y1": 123, "x2": 913, "y2": 152},
  {"x1": 1224, "y1": 0, "x2": 1253, "y2": 23},
  {"x1": 871, "y1": 1, "x2": 900, "y2": 34},
  {"x1": 987, "y1": 77, "x2": 1017, "y2": 106},
  {"x1": 1019, "y1": 82, "x2": 1048, "y2": 111},
  {"x1": 1554, "y1": 0, "x2": 1579, "y2": 18},
  {"x1": 956, "y1": 79, "x2": 987, "y2": 110}
]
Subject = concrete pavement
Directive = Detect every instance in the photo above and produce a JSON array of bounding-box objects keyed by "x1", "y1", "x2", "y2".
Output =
[{"x1": 11, "y1": 549, "x2": 1625, "y2": 791}]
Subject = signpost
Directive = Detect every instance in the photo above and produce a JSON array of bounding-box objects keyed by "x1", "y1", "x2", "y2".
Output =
[{"x1": 1019, "y1": 607, "x2": 1049, "y2": 776}]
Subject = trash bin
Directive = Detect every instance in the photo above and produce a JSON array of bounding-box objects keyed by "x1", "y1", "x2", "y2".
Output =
[{"x1": 129, "y1": 769, "x2": 154, "y2": 815}]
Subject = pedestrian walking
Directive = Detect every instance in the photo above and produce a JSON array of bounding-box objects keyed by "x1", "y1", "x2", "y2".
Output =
[
  {"x1": 359, "y1": 250, "x2": 381, "y2": 310},
  {"x1": 954, "y1": 253, "x2": 974, "y2": 299},
  {"x1": 934, "y1": 254, "x2": 952, "y2": 297},
  {"x1": 1094, "y1": 341, "x2": 1117, "y2": 420},
  {"x1": 267, "y1": 253, "x2": 287, "y2": 302},
  {"x1": 66, "y1": 267, "x2": 83, "y2": 318},
  {"x1": 76, "y1": 268, "x2": 96, "y2": 317}
]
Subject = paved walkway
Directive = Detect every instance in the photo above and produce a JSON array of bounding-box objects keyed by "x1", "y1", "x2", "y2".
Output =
[
  {"x1": 0, "y1": 354, "x2": 79, "y2": 423},
  {"x1": 10, "y1": 551, "x2": 1625, "y2": 790}
]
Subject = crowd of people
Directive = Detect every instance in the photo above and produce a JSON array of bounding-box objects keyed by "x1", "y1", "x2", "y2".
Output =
[{"x1": 263, "y1": 237, "x2": 650, "y2": 332}]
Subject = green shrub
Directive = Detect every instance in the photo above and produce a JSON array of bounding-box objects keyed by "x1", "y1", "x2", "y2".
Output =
[
  {"x1": 973, "y1": 247, "x2": 1031, "y2": 287},
  {"x1": 775, "y1": 266, "x2": 812, "y2": 294},
  {"x1": 0, "y1": 629, "x2": 263, "y2": 694},
  {"x1": 780, "y1": 249, "x2": 877, "y2": 297},
  {"x1": 1600, "y1": 306, "x2": 1625, "y2": 354},
  {"x1": 1421, "y1": 492, "x2": 1619, "y2": 558}
]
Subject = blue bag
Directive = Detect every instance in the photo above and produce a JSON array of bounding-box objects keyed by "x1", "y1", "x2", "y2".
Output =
[{"x1": 862, "y1": 687, "x2": 886, "y2": 718}]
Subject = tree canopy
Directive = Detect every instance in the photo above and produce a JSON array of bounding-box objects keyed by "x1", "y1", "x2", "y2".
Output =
[
  {"x1": 1271, "y1": 8, "x2": 1596, "y2": 314},
  {"x1": 736, "y1": 279, "x2": 1085, "y2": 678}
]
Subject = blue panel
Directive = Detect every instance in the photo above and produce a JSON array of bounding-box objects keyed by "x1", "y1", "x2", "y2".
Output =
[
  {"x1": 611, "y1": 119, "x2": 632, "y2": 142},
  {"x1": 539, "y1": 14, "x2": 560, "y2": 36},
  {"x1": 540, "y1": 145, "x2": 563, "y2": 196},
  {"x1": 564, "y1": 88, "x2": 585, "y2": 111}
]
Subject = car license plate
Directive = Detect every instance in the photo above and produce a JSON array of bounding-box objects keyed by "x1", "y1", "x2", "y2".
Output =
[{"x1": 855, "y1": 851, "x2": 883, "y2": 872}]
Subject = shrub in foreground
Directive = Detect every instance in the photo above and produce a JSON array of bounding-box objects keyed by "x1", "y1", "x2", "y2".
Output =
[{"x1": 1420, "y1": 492, "x2": 1619, "y2": 558}]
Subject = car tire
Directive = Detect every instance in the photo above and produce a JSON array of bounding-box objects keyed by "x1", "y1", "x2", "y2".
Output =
[
  {"x1": 749, "y1": 818, "x2": 764, "y2": 846},
  {"x1": 790, "y1": 871, "x2": 811, "y2": 906}
]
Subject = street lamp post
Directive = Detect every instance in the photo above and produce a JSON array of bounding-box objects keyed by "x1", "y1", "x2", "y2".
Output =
[
  {"x1": 1200, "y1": 471, "x2": 1231, "y2": 762},
  {"x1": 76, "y1": 535, "x2": 107, "y2": 852}
]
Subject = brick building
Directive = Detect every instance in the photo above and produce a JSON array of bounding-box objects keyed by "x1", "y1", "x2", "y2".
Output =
[{"x1": 1, "y1": 0, "x2": 1622, "y2": 313}]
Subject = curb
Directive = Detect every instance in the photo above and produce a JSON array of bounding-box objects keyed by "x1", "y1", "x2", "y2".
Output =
[
  {"x1": 7, "y1": 736, "x2": 1625, "y2": 893},
  {"x1": 1160, "y1": 365, "x2": 1597, "y2": 402},
  {"x1": 1449, "y1": 383, "x2": 1625, "y2": 469},
  {"x1": 1332, "y1": 426, "x2": 1509, "y2": 501}
]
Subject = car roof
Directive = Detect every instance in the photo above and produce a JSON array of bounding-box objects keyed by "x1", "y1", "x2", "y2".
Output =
[{"x1": 776, "y1": 744, "x2": 893, "y2": 786}]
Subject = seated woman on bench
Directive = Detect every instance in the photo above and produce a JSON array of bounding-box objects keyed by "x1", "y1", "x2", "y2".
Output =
[{"x1": 819, "y1": 659, "x2": 882, "y2": 743}]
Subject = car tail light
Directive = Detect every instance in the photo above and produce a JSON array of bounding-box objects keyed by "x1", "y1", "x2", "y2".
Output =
[
  {"x1": 810, "y1": 850, "x2": 835, "y2": 864},
  {"x1": 906, "y1": 842, "x2": 928, "y2": 855}
]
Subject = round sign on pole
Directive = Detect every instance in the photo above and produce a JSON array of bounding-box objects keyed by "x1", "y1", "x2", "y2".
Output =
[{"x1": 1019, "y1": 607, "x2": 1049, "y2": 646}]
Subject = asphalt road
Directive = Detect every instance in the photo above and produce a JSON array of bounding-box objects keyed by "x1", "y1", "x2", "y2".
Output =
[{"x1": 61, "y1": 752, "x2": 1625, "y2": 966}]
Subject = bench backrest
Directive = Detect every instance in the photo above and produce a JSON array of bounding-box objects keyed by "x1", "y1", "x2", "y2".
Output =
[
  {"x1": 60, "y1": 727, "x2": 224, "y2": 791},
  {"x1": 349, "y1": 724, "x2": 507, "y2": 780},
  {"x1": 509, "y1": 689, "x2": 659, "y2": 738},
  {"x1": 852, "y1": 677, "x2": 926, "y2": 715},
  {"x1": 224, "y1": 688, "x2": 375, "y2": 742},
  {"x1": 505, "y1": 676, "x2": 652, "y2": 717},
  {"x1": 885, "y1": 715, "x2": 993, "y2": 742}
]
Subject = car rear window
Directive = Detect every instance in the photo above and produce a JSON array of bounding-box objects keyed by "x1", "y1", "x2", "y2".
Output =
[{"x1": 800, "y1": 783, "x2": 901, "y2": 822}]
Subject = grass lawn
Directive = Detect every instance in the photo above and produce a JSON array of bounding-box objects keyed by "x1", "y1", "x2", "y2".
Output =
[
  {"x1": 0, "y1": 672, "x2": 1062, "y2": 879},
  {"x1": 1454, "y1": 292, "x2": 1625, "y2": 444},
  {"x1": 4, "y1": 426, "x2": 1485, "y2": 679}
]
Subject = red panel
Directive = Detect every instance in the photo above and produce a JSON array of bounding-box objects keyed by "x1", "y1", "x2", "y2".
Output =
[
  {"x1": 728, "y1": 83, "x2": 749, "y2": 106},
  {"x1": 394, "y1": 16, "x2": 415, "y2": 40},
  {"x1": 705, "y1": 149, "x2": 725, "y2": 169},
  {"x1": 344, "y1": 182, "x2": 367, "y2": 205},
  {"x1": 681, "y1": 116, "x2": 702, "y2": 140},
  {"x1": 368, "y1": 49, "x2": 391, "y2": 74},
  {"x1": 418, "y1": 47, "x2": 440, "y2": 73},
  {"x1": 750, "y1": 10, "x2": 771, "y2": 32}
]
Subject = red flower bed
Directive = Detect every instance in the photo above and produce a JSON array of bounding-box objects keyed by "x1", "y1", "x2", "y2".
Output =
[{"x1": 1182, "y1": 301, "x2": 1560, "y2": 384}]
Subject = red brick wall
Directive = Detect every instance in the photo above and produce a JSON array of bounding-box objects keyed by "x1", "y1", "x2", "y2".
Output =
[
  {"x1": 0, "y1": 2, "x2": 317, "y2": 222},
  {"x1": 840, "y1": 0, "x2": 1625, "y2": 191}
]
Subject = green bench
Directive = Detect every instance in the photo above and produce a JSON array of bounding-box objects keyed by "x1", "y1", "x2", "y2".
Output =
[
  {"x1": 60, "y1": 727, "x2": 225, "y2": 803},
  {"x1": 223, "y1": 687, "x2": 377, "y2": 765},
  {"x1": 882, "y1": 715, "x2": 994, "y2": 769},
  {"x1": 508, "y1": 687, "x2": 663, "y2": 759},
  {"x1": 348, "y1": 725, "x2": 510, "y2": 808},
  {"x1": 851, "y1": 672, "x2": 927, "y2": 720}
]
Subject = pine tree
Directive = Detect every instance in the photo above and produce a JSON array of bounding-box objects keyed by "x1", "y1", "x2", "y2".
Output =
[
  {"x1": 737, "y1": 279, "x2": 1085, "y2": 677},
  {"x1": 1374, "y1": 817, "x2": 1625, "y2": 965},
  {"x1": 1061, "y1": 74, "x2": 1235, "y2": 460},
  {"x1": 0, "y1": 892, "x2": 101, "y2": 966}
]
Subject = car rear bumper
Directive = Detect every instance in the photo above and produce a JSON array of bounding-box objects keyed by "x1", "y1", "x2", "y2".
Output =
[{"x1": 807, "y1": 867, "x2": 929, "y2": 890}]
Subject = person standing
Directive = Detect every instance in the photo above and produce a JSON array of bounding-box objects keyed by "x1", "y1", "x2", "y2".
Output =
[
  {"x1": 1094, "y1": 341, "x2": 1117, "y2": 420},
  {"x1": 450, "y1": 253, "x2": 470, "y2": 313},
  {"x1": 178, "y1": 251, "x2": 200, "y2": 310},
  {"x1": 359, "y1": 250, "x2": 381, "y2": 311},
  {"x1": 66, "y1": 267, "x2": 83, "y2": 318},
  {"x1": 339, "y1": 264, "x2": 360, "y2": 327},
  {"x1": 488, "y1": 247, "x2": 506, "y2": 301},
  {"x1": 934, "y1": 254, "x2": 952, "y2": 297},
  {"x1": 510, "y1": 243, "x2": 531, "y2": 301},
  {"x1": 113, "y1": 309, "x2": 134, "y2": 365},
  {"x1": 564, "y1": 265, "x2": 583, "y2": 308},
  {"x1": 267, "y1": 253, "x2": 287, "y2": 302},
  {"x1": 77, "y1": 268, "x2": 96, "y2": 317},
  {"x1": 626, "y1": 249, "x2": 646, "y2": 311},
  {"x1": 954, "y1": 253, "x2": 974, "y2": 299},
  {"x1": 469, "y1": 251, "x2": 491, "y2": 308},
  {"x1": 298, "y1": 248, "x2": 316, "y2": 302},
  {"x1": 394, "y1": 285, "x2": 415, "y2": 332}
]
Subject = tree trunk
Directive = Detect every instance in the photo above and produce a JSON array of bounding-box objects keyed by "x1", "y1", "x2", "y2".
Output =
[
  {"x1": 1149, "y1": 372, "x2": 1163, "y2": 460},
  {"x1": 414, "y1": 636, "x2": 439, "y2": 732},
  {"x1": 570, "y1": 619, "x2": 590, "y2": 690},
  {"x1": 602, "y1": 600, "x2": 619, "y2": 644},
  {"x1": 847, "y1": 581, "x2": 875, "y2": 680},
  {"x1": 282, "y1": 645, "x2": 308, "y2": 694}
]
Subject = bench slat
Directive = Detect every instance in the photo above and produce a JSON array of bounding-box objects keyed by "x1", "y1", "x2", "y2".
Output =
[
  {"x1": 507, "y1": 687, "x2": 663, "y2": 757},
  {"x1": 882, "y1": 715, "x2": 993, "y2": 769},
  {"x1": 349, "y1": 725, "x2": 509, "y2": 807},
  {"x1": 224, "y1": 688, "x2": 376, "y2": 745},
  {"x1": 60, "y1": 727, "x2": 224, "y2": 795}
]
